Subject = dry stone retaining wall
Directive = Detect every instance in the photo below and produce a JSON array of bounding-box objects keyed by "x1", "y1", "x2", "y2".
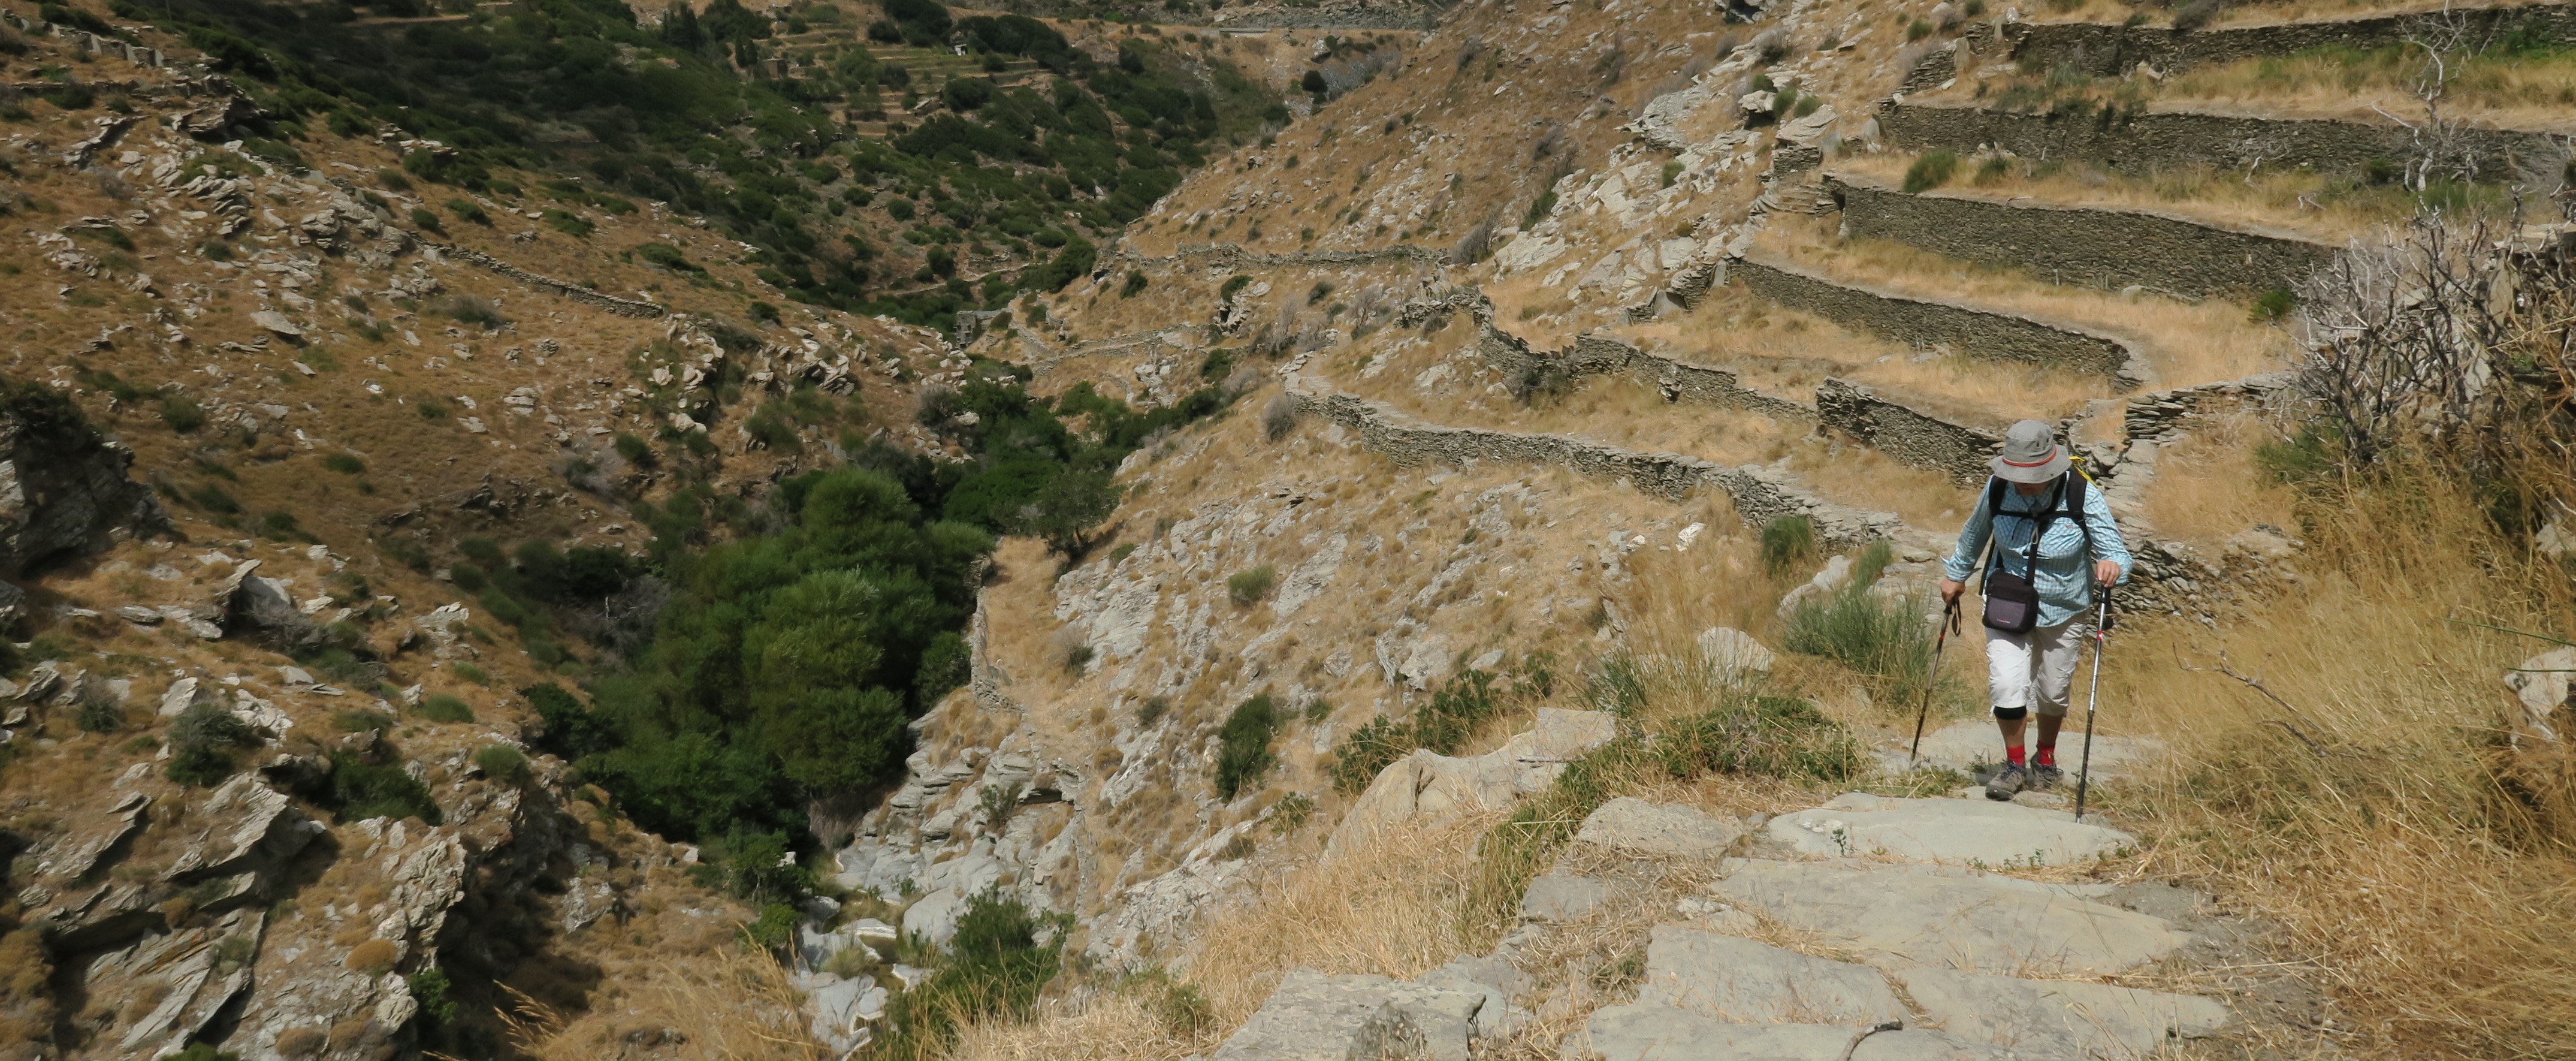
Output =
[
  {"x1": 1828, "y1": 173, "x2": 2336, "y2": 297},
  {"x1": 1730, "y1": 255, "x2": 2145, "y2": 385},
  {"x1": 1876, "y1": 101, "x2": 2564, "y2": 184},
  {"x1": 1291, "y1": 387, "x2": 1907, "y2": 548},
  {"x1": 1816, "y1": 378, "x2": 2006, "y2": 486},
  {"x1": 1464, "y1": 301, "x2": 1814, "y2": 419},
  {"x1": 1141, "y1": 242, "x2": 1454, "y2": 271},
  {"x1": 2007, "y1": 2, "x2": 2576, "y2": 76},
  {"x1": 426, "y1": 243, "x2": 669, "y2": 318}
]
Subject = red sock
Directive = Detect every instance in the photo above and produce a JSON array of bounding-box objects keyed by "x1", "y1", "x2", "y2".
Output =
[
  {"x1": 2034, "y1": 745, "x2": 2057, "y2": 767},
  {"x1": 2004, "y1": 744, "x2": 2027, "y2": 766}
]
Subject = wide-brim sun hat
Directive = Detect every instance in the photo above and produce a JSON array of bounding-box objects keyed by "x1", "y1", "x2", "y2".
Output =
[{"x1": 1991, "y1": 420, "x2": 2070, "y2": 483}]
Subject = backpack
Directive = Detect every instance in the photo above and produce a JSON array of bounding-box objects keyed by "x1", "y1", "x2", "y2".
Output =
[{"x1": 1976, "y1": 466, "x2": 2100, "y2": 633}]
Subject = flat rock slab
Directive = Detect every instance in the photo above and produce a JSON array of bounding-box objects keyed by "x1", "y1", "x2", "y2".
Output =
[
  {"x1": 1521, "y1": 872, "x2": 1613, "y2": 922},
  {"x1": 1577, "y1": 797, "x2": 1747, "y2": 860},
  {"x1": 1710, "y1": 859, "x2": 2186, "y2": 976},
  {"x1": 1896, "y1": 967, "x2": 2229, "y2": 1059},
  {"x1": 1767, "y1": 793, "x2": 2137, "y2": 867},
  {"x1": 1894, "y1": 721, "x2": 2161, "y2": 782},
  {"x1": 1212, "y1": 967, "x2": 1483, "y2": 1061},
  {"x1": 1583, "y1": 1004, "x2": 2027, "y2": 1061},
  {"x1": 1636, "y1": 925, "x2": 1909, "y2": 1025}
]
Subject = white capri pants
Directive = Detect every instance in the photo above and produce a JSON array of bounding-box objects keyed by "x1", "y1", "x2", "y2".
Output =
[{"x1": 1986, "y1": 621, "x2": 2085, "y2": 717}]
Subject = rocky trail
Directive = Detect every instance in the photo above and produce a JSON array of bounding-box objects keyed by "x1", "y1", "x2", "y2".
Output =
[{"x1": 1212, "y1": 725, "x2": 2252, "y2": 1061}]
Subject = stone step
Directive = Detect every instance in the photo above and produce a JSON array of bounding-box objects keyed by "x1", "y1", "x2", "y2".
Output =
[
  {"x1": 1762, "y1": 792, "x2": 2139, "y2": 867},
  {"x1": 1580, "y1": 1005, "x2": 2029, "y2": 1060},
  {"x1": 1574, "y1": 797, "x2": 1750, "y2": 860},
  {"x1": 1877, "y1": 98, "x2": 2560, "y2": 185},
  {"x1": 1209, "y1": 967, "x2": 1487, "y2": 1061},
  {"x1": 1706, "y1": 858, "x2": 2188, "y2": 976},
  {"x1": 2002, "y1": 2, "x2": 2576, "y2": 77},
  {"x1": 1894, "y1": 967, "x2": 2231, "y2": 1059},
  {"x1": 1728, "y1": 253, "x2": 2146, "y2": 387},
  {"x1": 1636, "y1": 925, "x2": 1911, "y2": 1026},
  {"x1": 1825, "y1": 171, "x2": 2337, "y2": 299}
]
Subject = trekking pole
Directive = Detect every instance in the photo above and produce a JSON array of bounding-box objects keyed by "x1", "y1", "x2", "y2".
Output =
[
  {"x1": 1908, "y1": 598, "x2": 1963, "y2": 768},
  {"x1": 2073, "y1": 585, "x2": 2115, "y2": 821}
]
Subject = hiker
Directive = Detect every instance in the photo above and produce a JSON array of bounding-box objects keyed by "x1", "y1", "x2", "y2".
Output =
[{"x1": 1938, "y1": 420, "x2": 2131, "y2": 800}]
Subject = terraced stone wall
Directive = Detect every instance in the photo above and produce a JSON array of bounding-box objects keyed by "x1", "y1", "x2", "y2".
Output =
[
  {"x1": 1828, "y1": 174, "x2": 2336, "y2": 297},
  {"x1": 1730, "y1": 256, "x2": 2142, "y2": 385},
  {"x1": 1468, "y1": 306, "x2": 1814, "y2": 418},
  {"x1": 2007, "y1": 2, "x2": 2576, "y2": 76},
  {"x1": 1877, "y1": 102, "x2": 2564, "y2": 183},
  {"x1": 1816, "y1": 378, "x2": 2004, "y2": 485},
  {"x1": 1292, "y1": 388, "x2": 1906, "y2": 547}
]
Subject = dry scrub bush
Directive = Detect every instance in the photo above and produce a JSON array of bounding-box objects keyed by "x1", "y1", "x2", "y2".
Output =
[
  {"x1": 2112, "y1": 471, "x2": 2576, "y2": 1059},
  {"x1": 506, "y1": 947, "x2": 825, "y2": 1061}
]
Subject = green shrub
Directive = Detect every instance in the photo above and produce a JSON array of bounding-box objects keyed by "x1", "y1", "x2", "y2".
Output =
[
  {"x1": 2251, "y1": 287, "x2": 2296, "y2": 322},
  {"x1": 1760, "y1": 515, "x2": 1817, "y2": 577},
  {"x1": 416, "y1": 399, "x2": 448, "y2": 420},
  {"x1": 874, "y1": 891, "x2": 1066, "y2": 1060},
  {"x1": 409, "y1": 967, "x2": 458, "y2": 1024},
  {"x1": 1780, "y1": 543, "x2": 1941, "y2": 703},
  {"x1": 322, "y1": 453, "x2": 364, "y2": 474},
  {"x1": 418, "y1": 694, "x2": 475, "y2": 723},
  {"x1": 637, "y1": 242, "x2": 701, "y2": 273},
  {"x1": 1329, "y1": 715, "x2": 1412, "y2": 794},
  {"x1": 325, "y1": 749, "x2": 443, "y2": 823},
  {"x1": 1412, "y1": 668, "x2": 1502, "y2": 755},
  {"x1": 1119, "y1": 270, "x2": 1148, "y2": 297},
  {"x1": 75, "y1": 700, "x2": 124, "y2": 733},
  {"x1": 542, "y1": 209, "x2": 594, "y2": 238},
  {"x1": 1907, "y1": 17, "x2": 1935, "y2": 40},
  {"x1": 1225, "y1": 565, "x2": 1276, "y2": 605},
  {"x1": 473, "y1": 743, "x2": 530, "y2": 784},
  {"x1": 409, "y1": 207, "x2": 443, "y2": 233},
  {"x1": 445, "y1": 197, "x2": 491, "y2": 225},
  {"x1": 1213, "y1": 694, "x2": 1281, "y2": 800},
  {"x1": 160, "y1": 396, "x2": 205, "y2": 433},
  {"x1": 1901, "y1": 150, "x2": 1960, "y2": 193}
]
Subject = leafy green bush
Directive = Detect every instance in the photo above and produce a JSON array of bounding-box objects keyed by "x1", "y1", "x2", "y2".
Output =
[
  {"x1": 1780, "y1": 542, "x2": 1940, "y2": 704},
  {"x1": 1213, "y1": 694, "x2": 1281, "y2": 799},
  {"x1": 636, "y1": 242, "x2": 702, "y2": 273},
  {"x1": 874, "y1": 890, "x2": 1067, "y2": 1060},
  {"x1": 322, "y1": 453, "x2": 364, "y2": 474},
  {"x1": 325, "y1": 749, "x2": 444, "y2": 824},
  {"x1": 166, "y1": 702, "x2": 257, "y2": 786},
  {"x1": 409, "y1": 207, "x2": 443, "y2": 233},
  {"x1": 160, "y1": 396, "x2": 205, "y2": 433},
  {"x1": 417, "y1": 694, "x2": 476, "y2": 723},
  {"x1": 76, "y1": 700, "x2": 124, "y2": 733},
  {"x1": 445, "y1": 197, "x2": 491, "y2": 225},
  {"x1": 1760, "y1": 515, "x2": 1816, "y2": 577},
  {"x1": 1119, "y1": 270, "x2": 1149, "y2": 297},
  {"x1": 1226, "y1": 565, "x2": 1276, "y2": 605},
  {"x1": 1902, "y1": 150, "x2": 1960, "y2": 193},
  {"x1": 1327, "y1": 668, "x2": 1508, "y2": 793},
  {"x1": 2251, "y1": 287, "x2": 2296, "y2": 322},
  {"x1": 541, "y1": 209, "x2": 594, "y2": 238},
  {"x1": 474, "y1": 743, "x2": 530, "y2": 784}
]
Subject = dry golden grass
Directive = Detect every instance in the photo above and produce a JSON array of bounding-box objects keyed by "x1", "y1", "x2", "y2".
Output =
[
  {"x1": 1787, "y1": 441, "x2": 1978, "y2": 531},
  {"x1": 1837, "y1": 147, "x2": 2415, "y2": 242},
  {"x1": 1754, "y1": 210, "x2": 2299, "y2": 390},
  {"x1": 506, "y1": 947, "x2": 826, "y2": 1061},
  {"x1": 2136, "y1": 413, "x2": 2302, "y2": 547},
  {"x1": 2151, "y1": 47, "x2": 2576, "y2": 130},
  {"x1": 2104, "y1": 471, "x2": 2576, "y2": 1060},
  {"x1": 2022, "y1": 0, "x2": 2474, "y2": 29}
]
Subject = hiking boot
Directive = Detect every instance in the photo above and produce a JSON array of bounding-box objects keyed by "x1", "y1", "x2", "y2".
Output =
[
  {"x1": 2030, "y1": 763, "x2": 2065, "y2": 790},
  {"x1": 1985, "y1": 763, "x2": 2029, "y2": 801}
]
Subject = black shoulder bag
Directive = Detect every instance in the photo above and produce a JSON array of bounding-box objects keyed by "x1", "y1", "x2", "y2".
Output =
[{"x1": 1979, "y1": 475, "x2": 2089, "y2": 634}]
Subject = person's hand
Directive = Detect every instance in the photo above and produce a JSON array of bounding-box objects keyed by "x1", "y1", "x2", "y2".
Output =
[
  {"x1": 2093, "y1": 559, "x2": 2121, "y2": 587},
  {"x1": 1939, "y1": 578, "x2": 1964, "y2": 607}
]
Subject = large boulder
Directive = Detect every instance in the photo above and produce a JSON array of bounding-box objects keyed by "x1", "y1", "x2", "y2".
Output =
[
  {"x1": 2505, "y1": 646, "x2": 2576, "y2": 742},
  {"x1": 1579, "y1": 1005, "x2": 2019, "y2": 1061},
  {"x1": 0, "y1": 382, "x2": 162, "y2": 577},
  {"x1": 1324, "y1": 709, "x2": 1616, "y2": 857}
]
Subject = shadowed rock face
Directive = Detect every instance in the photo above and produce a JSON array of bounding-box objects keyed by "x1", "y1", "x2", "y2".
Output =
[{"x1": 0, "y1": 382, "x2": 163, "y2": 581}]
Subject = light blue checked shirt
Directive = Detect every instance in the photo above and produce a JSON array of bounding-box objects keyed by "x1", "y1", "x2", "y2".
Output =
[{"x1": 1944, "y1": 477, "x2": 2134, "y2": 630}]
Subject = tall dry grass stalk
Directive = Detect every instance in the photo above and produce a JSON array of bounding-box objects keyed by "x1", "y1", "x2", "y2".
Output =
[
  {"x1": 2137, "y1": 412, "x2": 2303, "y2": 547},
  {"x1": 503, "y1": 947, "x2": 826, "y2": 1061},
  {"x1": 2109, "y1": 469, "x2": 2576, "y2": 1059}
]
